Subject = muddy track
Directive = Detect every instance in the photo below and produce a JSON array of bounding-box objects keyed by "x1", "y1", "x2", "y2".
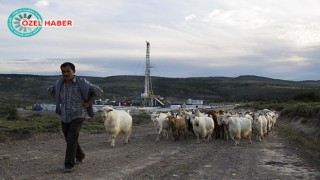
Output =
[{"x1": 0, "y1": 121, "x2": 320, "y2": 180}]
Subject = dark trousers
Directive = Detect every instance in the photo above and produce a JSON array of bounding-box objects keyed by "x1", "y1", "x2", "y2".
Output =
[{"x1": 61, "y1": 118, "x2": 85, "y2": 168}]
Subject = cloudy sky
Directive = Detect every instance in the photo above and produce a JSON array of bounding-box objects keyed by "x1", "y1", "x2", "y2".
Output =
[{"x1": 1, "y1": 0, "x2": 320, "y2": 80}]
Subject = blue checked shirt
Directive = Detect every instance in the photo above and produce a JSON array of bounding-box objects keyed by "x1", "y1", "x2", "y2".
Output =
[
  {"x1": 58, "y1": 77, "x2": 102, "y2": 123},
  {"x1": 60, "y1": 78, "x2": 85, "y2": 123},
  {"x1": 48, "y1": 76, "x2": 103, "y2": 122}
]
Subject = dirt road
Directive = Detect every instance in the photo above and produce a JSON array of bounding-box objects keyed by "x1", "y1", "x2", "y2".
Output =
[{"x1": 1, "y1": 121, "x2": 320, "y2": 180}]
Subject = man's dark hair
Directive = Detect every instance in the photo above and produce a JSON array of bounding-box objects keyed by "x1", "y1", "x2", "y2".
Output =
[{"x1": 60, "y1": 62, "x2": 75, "y2": 72}]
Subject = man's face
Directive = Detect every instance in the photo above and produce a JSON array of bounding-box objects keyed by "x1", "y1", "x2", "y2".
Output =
[{"x1": 61, "y1": 66, "x2": 75, "y2": 81}]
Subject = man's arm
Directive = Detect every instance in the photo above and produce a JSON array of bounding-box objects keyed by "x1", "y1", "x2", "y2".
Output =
[
  {"x1": 83, "y1": 95, "x2": 100, "y2": 108},
  {"x1": 47, "y1": 84, "x2": 55, "y2": 97},
  {"x1": 83, "y1": 84, "x2": 103, "y2": 108}
]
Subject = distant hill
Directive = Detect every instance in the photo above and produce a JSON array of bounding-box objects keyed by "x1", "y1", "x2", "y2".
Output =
[{"x1": 0, "y1": 74, "x2": 319, "y2": 107}]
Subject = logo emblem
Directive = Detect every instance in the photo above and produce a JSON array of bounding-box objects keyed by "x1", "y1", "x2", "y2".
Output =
[{"x1": 7, "y1": 8, "x2": 43, "y2": 37}]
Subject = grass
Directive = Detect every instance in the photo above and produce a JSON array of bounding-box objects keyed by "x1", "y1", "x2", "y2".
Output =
[
  {"x1": 252, "y1": 101, "x2": 320, "y2": 119},
  {"x1": 0, "y1": 111, "x2": 61, "y2": 142},
  {"x1": 82, "y1": 117, "x2": 105, "y2": 134},
  {"x1": 0, "y1": 110, "x2": 152, "y2": 142},
  {"x1": 0, "y1": 112, "x2": 61, "y2": 133}
]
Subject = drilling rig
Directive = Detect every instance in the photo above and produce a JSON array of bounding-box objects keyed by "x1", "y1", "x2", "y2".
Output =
[{"x1": 141, "y1": 41, "x2": 164, "y2": 107}]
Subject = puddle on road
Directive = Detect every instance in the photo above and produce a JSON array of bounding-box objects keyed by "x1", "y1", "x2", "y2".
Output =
[{"x1": 260, "y1": 141, "x2": 320, "y2": 179}]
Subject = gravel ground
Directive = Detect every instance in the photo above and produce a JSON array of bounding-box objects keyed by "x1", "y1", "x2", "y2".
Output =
[{"x1": 0, "y1": 120, "x2": 320, "y2": 180}]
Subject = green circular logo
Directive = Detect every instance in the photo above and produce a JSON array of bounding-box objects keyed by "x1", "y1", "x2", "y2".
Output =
[{"x1": 7, "y1": 8, "x2": 43, "y2": 37}]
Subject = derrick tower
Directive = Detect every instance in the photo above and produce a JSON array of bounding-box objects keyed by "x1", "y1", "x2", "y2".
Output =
[
  {"x1": 141, "y1": 41, "x2": 164, "y2": 107},
  {"x1": 144, "y1": 41, "x2": 153, "y2": 98},
  {"x1": 141, "y1": 41, "x2": 153, "y2": 106}
]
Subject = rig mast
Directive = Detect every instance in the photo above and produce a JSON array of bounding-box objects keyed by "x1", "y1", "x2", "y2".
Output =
[
  {"x1": 144, "y1": 41, "x2": 153, "y2": 98},
  {"x1": 141, "y1": 41, "x2": 164, "y2": 107}
]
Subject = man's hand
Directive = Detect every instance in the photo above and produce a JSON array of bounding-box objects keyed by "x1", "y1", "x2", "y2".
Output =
[
  {"x1": 83, "y1": 96, "x2": 99, "y2": 108},
  {"x1": 83, "y1": 101, "x2": 92, "y2": 108}
]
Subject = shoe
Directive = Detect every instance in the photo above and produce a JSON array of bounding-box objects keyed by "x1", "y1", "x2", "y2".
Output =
[
  {"x1": 75, "y1": 159, "x2": 83, "y2": 165},
  {"x1": 64, "y1": 167, "x2": 74, "y2": 173},
  {"x1": 75, "y1": 158, "x2": 84, "y2": 164},
  {"x1": 75, "y1": 155, "x2": 85, "y2": 165}
]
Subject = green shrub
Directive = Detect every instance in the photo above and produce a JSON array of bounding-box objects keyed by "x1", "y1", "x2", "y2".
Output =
[
  {"x1": 132, "y1": 113, "x2": 151, "y2": 125},
  {"x1": 293, "y1": 92, "x2": 320, "y2": 102},
  {"x1": 0, "y1": 112, "x2": 60, "y2": 134},
  {"x1": 0, "y1": 107, "x2": 19, "y2": 120},
  {"x1": 251, "y1": 101, "x2": 320, "y2": 120},
  {"x1": 82, "y1": 118, "x2": 105, "y2": 133},
  {"x1": 280, "y1": 102, "x2": 320, "y2": 119}
]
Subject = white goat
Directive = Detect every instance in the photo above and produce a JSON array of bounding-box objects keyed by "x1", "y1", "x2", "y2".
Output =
[
  {"x1": 252, "y1": 113, "x2": 265, "y2": 141},
  {"x1": 221, "y1": 114, "x2": 252, "y2": 146},
  {"x1": 191, "y1": 116, "x2": 215, "y2": 143},
  {"x1": 151, "y1": 112, "x2": 171, "y2": 142},
  {"x1": 102, "y1": 106, "x2": 133, "y2": 147}
]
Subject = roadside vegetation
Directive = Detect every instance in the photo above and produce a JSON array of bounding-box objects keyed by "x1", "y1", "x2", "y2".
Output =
[
  {"x1": 252, "y1": 92, "x2": 320, "y2": 119},
  {"x1": 250, "y1": 92, "x2": 320, "y2": 158},
  {"x1": 0, "y1": 108, "x2": 151, "y2": 142}
]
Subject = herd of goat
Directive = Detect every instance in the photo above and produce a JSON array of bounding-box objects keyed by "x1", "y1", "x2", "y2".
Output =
[{"x1": 101, "y1": 106, "x2": 279, "y2": 147}]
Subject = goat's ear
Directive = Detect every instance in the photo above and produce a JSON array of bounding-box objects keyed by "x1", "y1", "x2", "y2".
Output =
[{"x1": 107, "y1": 109, "x2": 113, "y2": 112}]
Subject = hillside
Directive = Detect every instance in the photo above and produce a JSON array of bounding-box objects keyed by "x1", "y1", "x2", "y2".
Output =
[{"x1": 0, "y1": 74, "x2": 319, "y2": 107}]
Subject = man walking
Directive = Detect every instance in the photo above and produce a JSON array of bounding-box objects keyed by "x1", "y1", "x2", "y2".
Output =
[{"x1": 48, "y1": 62, "x2": 103, "y2": 173}]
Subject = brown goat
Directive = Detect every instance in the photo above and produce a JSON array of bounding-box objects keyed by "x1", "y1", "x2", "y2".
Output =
[
  {"x1": 167, "y1": 116, "x2": 188, "y2": 141},
  {"x1": 206, "y1": 110, "x2": 225, "y2": 139}
]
